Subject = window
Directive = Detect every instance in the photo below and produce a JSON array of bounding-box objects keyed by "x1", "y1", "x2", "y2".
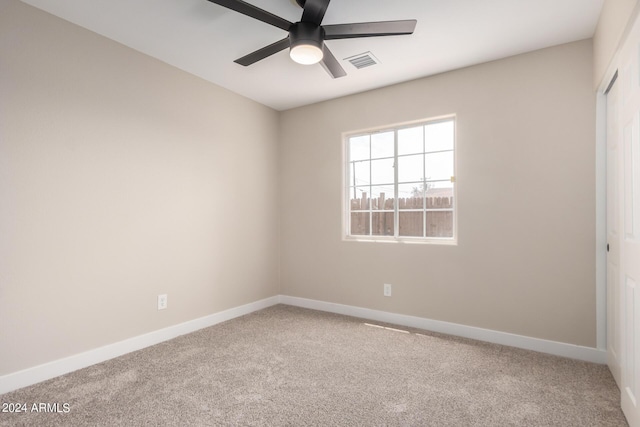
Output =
[{"x1": 345, "y1": 117, "x2": 456, "y2": 243}]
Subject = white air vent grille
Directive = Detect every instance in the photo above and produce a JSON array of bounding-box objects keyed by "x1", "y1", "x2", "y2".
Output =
[{"x1": 345, "y1": 52, "x2": 380, "y2": 69}]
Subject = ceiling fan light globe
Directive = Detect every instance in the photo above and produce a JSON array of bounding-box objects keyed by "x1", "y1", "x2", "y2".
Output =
[{"x1": 290, "y1": 44, "x2": 323, "y2": 65}]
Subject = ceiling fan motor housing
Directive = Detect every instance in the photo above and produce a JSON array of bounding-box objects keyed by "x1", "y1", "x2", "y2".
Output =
[
  {"x1": 290, "y1": 22, "x2": 325, "y2": 51},
  {"x1": 289, "y1": 22, "x2": 325, "y2": 64}
]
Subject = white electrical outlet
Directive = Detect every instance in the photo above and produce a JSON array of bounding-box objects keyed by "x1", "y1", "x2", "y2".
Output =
[
  {"x1": 158, "y1": 294, "x2": 168, "y2": 310},
  {"x1": 383, "y1": 284, "x2": 392, "y2": 297}
]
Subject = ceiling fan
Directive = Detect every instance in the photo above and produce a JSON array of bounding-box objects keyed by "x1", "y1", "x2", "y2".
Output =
[{"x1": 206, "y1": 0, "x2": 417, "y2": 78}]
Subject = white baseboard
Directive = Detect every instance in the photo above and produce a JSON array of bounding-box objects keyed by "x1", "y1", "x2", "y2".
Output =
[
  {"x1": 1, "y1": 294, "x2": 606, "y2": 395},
  {"x1": 0, "y1": 296, "x2": 280, "y2": 395},
  {"x1": 279, "y1": 295, "x2": 607, "y2": 364}
]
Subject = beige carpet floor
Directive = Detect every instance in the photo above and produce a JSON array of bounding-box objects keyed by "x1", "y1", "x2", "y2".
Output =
[{"x1": 0, "y1": 305, "x2": 628, "y2": 426}]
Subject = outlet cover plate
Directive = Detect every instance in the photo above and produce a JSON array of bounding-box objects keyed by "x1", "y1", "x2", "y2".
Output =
[
  {"x1": 158, "y1": 294, "x2": 168, "y2": 310},
  {"x1": 383, "y1": 284, "x2": 392, "y2": 297}
]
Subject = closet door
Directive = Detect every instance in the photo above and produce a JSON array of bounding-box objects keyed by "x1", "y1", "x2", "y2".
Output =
[{"x1": 617, "y1": 11, "x2": 640, "y2": 427}]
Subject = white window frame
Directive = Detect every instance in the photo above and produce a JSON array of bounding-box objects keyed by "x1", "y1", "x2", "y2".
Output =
[{"x1": 343, "y1": 115, "x2": 457, "y2": 245}]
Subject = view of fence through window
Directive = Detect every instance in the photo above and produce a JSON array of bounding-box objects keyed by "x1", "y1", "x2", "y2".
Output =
[{"x1": 346, "y1": 118, "x2": 455, "y2": 240}]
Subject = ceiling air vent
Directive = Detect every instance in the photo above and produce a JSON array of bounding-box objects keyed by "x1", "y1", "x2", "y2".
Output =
[{"x1": 345, "y1": 52, "x2": 380, "y2": 70}]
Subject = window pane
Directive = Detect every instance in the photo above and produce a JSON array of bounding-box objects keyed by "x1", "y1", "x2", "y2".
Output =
[
  {"x1": 399, "y1": 211, "x2": 424, "y2": 237},
  {"x1": 425, "y1": 151, "x2": 453, "y2": 181},
  {"x1": 351, "y1": 160, "x2": 370, "y2": 187},
  {"x1": 398, "y1": 182, "x2": 422, "y2": 198},
  {"x1": 398, "y1": 183, "x2": 424, "y2": 210},
  {"x1": 426, "y1": 196, "x2": 453, "y2": 210},
  {"x1": 398, "y1": 154, "x2": 423, "y2": 183},
  {"x1": 372, "y1": 212, "x2": 394, "y2": 236},
  {"x1": 425, "y1": 181, "x2": 453, "y2": 208},
  {"x1": 350, "y1": 187, "x2": 370, "y2": 210},
  {"x1": 398, "y1": 126, "x2": 423, "y2": 155},
  {"x1": 370, "y1": 185, "x2": 395, "y2": 210},
  {"x1": 371, "y1": 131, "x2": 394, "y2": 159},
  {"x1": 371, "y1": 158, "x2": 394, "y2": 184},
  {"x1": 425, "y1": 120, "x2": 454, "y2": 152},
  {"x1": 426, "y1": 211, "x2": 453, "y2": 237},
  {"x1": 350, "y1": 212, "x2": 369, "y2": 235},
  {"x1": 349, "y1": 135, "x2": 369, "y2": 161}
]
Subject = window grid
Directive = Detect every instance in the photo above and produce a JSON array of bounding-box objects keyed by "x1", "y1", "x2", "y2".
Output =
[{"x1": 345, "y1": 117, "x2": 456, "y2": 242}]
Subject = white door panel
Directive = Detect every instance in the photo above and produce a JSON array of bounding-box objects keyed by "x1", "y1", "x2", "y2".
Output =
[{"x1": 617, "y1": 12, "x2": 640, "y2": 427}]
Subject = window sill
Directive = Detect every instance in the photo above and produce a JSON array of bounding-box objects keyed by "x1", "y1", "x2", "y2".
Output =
[{"x1": 342, "y1": 236, "x2": 457, "y2": 246}]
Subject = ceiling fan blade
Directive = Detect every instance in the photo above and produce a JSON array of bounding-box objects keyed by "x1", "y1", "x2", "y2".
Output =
[
  {"x1": 234, "y1": 37, "x2": 290, "y2": 66},
  {"x1": 323, "y1": 20, "x2": 417, "y2": 40},
  {"x1": 301, "y1": 0, "x2": 331, "y2": 26},
  {"x1": 207, "y1": 0, "x2": 292, "y2": 31},
  {"x1": 320, "y1": 45, "x2": 346, "y2": 79}
]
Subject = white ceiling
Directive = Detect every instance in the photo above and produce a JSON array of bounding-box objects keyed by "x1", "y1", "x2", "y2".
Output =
[{"x1": 21, "y1": 0, "x2": 604, "y2": 111}]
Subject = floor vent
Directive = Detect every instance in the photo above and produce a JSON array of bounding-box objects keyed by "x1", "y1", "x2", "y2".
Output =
[{"x1": 345, "y1": 52, "x2": 379, "y2": 69}]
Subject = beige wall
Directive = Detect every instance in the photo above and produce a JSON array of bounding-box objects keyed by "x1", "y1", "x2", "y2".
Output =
[
  {"x1": 594, "y1": 0, "x2": 639, "y2": 88},
  {"x1": 0, "y1": 0, "x2": 600, "y2": 379},
  {"x1": 0, "y1": 0, "x2": 279, "y2": 375},
  {"x1": 279, "y1": 40, "x2": 596, "y2": 347}
]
